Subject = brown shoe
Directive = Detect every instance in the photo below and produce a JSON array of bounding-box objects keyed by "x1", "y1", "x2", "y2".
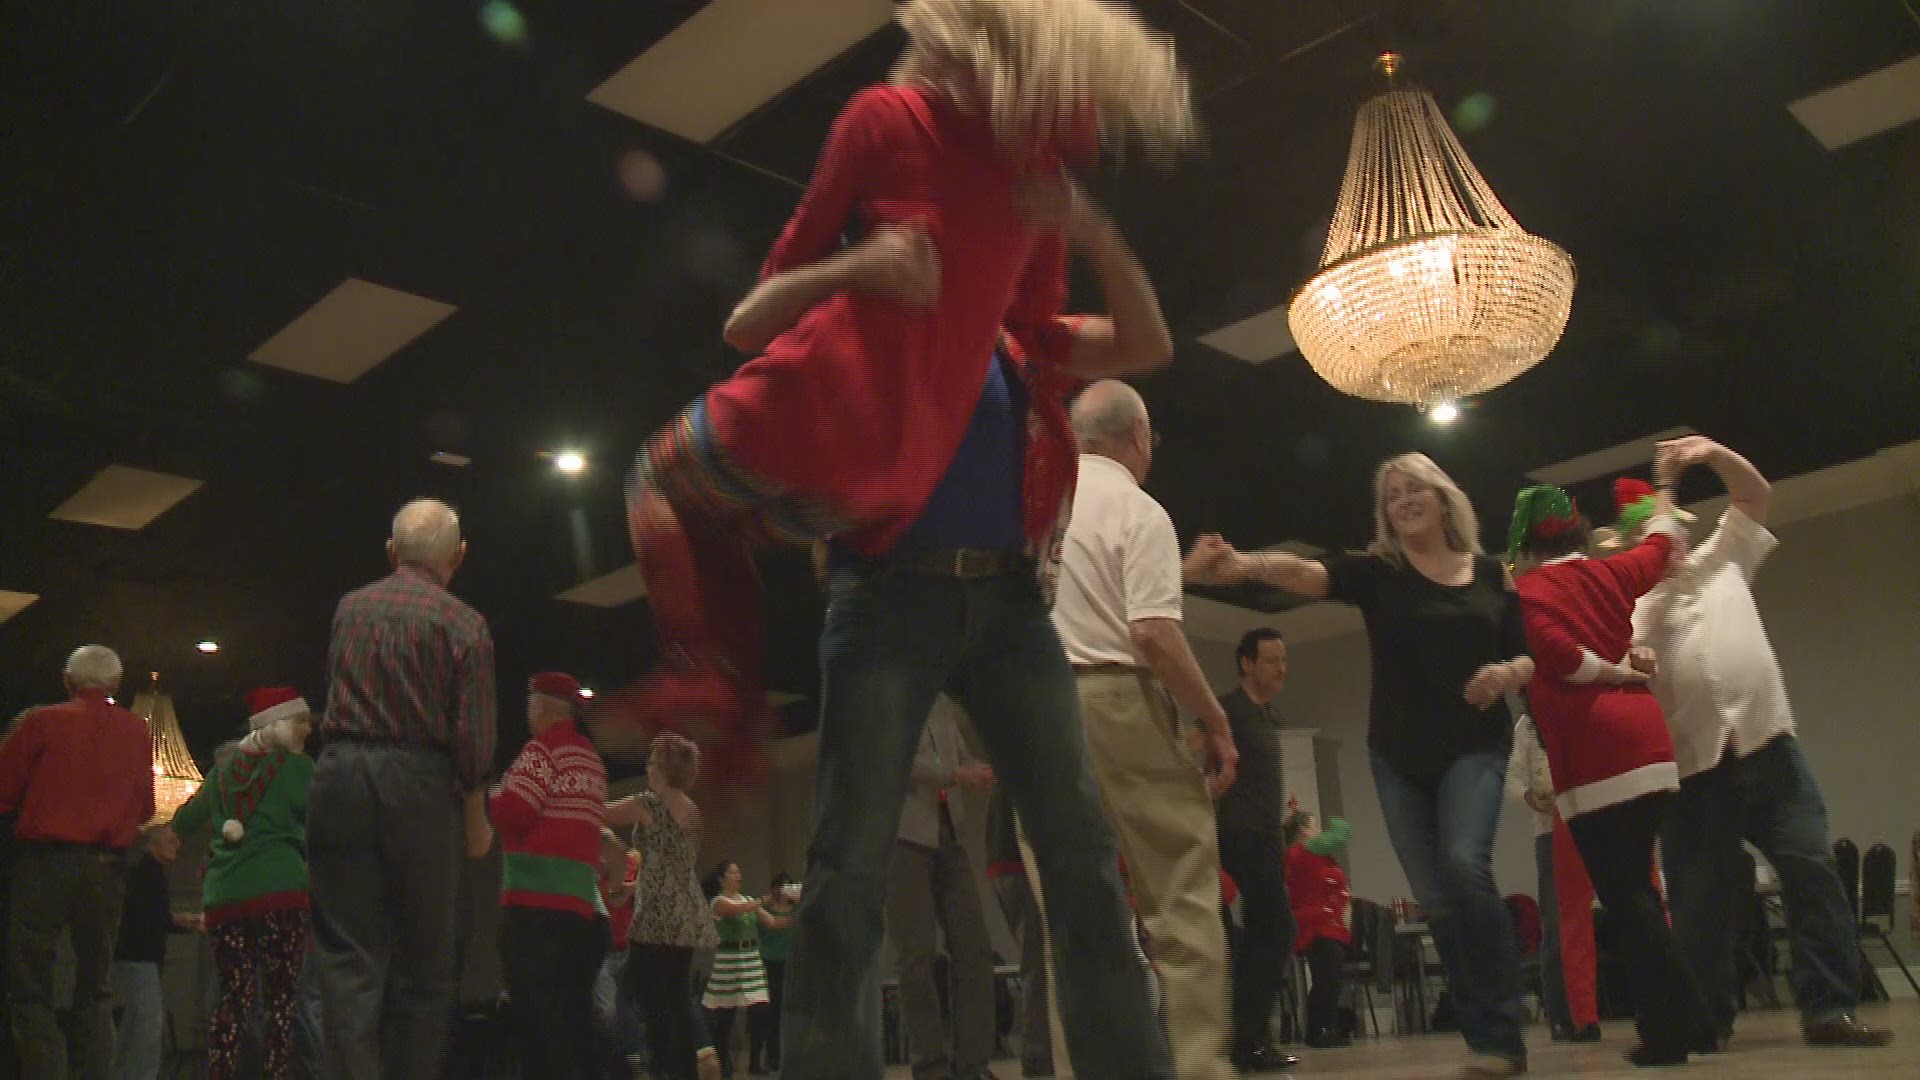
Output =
[
  {"x1": 1803, "y1": 1014, "x2": 1893, "y2": 1047},
  {"x1": 1457, "y1": 1053, "x2": 1527, "y2": 1078}
]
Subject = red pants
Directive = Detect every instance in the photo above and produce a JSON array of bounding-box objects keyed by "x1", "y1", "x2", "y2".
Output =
[{"x1": 1551, "y1": 815, "x2": 1600, "y2": 1029}]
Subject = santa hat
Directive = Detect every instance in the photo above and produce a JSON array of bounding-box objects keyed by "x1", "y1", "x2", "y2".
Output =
[
  {"x1": 246, "y1": 686, "x2": 308, "y2": 732},
  {"x1": 530, "y1": 672, "x2": 587, "y2": 705},
  {"x1": 222, "y1": 687, "x2": 306, "y2": 844},
  {"x1": 1506, "y1": 485, "x2": 1581, "y2": 563},
  {"x1": 1598, "y1": 476, "x2": 1696, "y2": 550}
]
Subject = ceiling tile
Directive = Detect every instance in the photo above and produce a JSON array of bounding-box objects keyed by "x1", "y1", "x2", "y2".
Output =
[
  {"x1": 588, "y1": 0, "x2": 893, "y2": 144},
  {"x1": 1198, "y1": 302, "x2": 1297, "y2": 364},
  {"x1": 1526, "y1": 427, "x2": 1696, "y2": 487},
  {"x1": 250, "y1": 278, "x2": 457, "y2": 384},
  {"x1": 557, "y1": 563, "x2": 647, "y2": 607},
  {"x1": 49, "y1": 466, "x2": 203, "y2": 530},
  {"x1": 1789, "y1": 54, "x2": 1920, "y2": 150},
  {"x1": 0, "y1": 591, "x2": 37, "y2": 625}
]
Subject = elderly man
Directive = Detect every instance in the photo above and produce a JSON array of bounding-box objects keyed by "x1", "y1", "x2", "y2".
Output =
[
  {"x1": 887, "y1": 696, "x2": 998, "y2": 1080},
  {"x1": 310, "y1": 498, "x2": 499, "y2": 1079},
  {"x1": 0, "y1": 645, "x2": 155, "y2": 1080},
  {"x1": 1633, "y1": 436, "x2": 1890, "y2": 1049},
  {"x1": 1030, "y1": 379, "x2": 1240, "y2": 1080}
]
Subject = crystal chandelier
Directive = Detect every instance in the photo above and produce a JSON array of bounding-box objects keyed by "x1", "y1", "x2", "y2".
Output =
[
  {"x1": 132, "y1": 671, "x2": 203, "y2": 824},
  {"x1": 1288, "y1": 54, "x2": 1575, "y2": 406}
]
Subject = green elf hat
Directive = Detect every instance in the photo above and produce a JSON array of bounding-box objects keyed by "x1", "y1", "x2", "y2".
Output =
[
  {"x1": 1597, "y1": 476, "x2": 1698, "y2": 550},
  {"x1": 1507, "y1": 484, "x2": 1580, "y2": 563}
]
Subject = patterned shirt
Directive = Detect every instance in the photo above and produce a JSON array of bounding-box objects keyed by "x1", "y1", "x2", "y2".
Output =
[
  {"x1": 491, "y1": 717, "x2": 608, "y2": 918},
  {"x1": 627, "y1": 790, "x2": 719, "y2": 950},
  {"x1": 321, "y1": 565, "x2": 497, "y2": 791}
]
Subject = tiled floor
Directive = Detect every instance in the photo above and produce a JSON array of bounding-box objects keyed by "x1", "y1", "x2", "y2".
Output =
[{"x1": 880, "y1": 1004, "x2": 1918, "y2": 1078}]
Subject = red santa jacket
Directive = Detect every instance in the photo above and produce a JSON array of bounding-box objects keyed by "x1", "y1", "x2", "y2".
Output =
[
  {"x1": 1518, "y1": 526, "x2": 1684, "y2": 818},
  {"x1": 1285, "y1": 843, "x2": 1352, "y2": 951}
]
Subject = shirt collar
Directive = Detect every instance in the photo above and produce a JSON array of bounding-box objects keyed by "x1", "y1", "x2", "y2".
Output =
[
  {"x1": 1078, "y1": 453, "x2": 1139, "y2": 488},
  {"x1": 73, "y1": 687, "x2": 112, "y2": 704},
  {"x1": 393, "y1": 563, "x2": 446, "y2": 589},
  {"x1": 1543, "y1": 552, "x2": 1588, "y2": 566}
]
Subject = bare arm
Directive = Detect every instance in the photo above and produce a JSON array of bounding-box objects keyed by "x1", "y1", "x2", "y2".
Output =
[
  {"x1": 1655, "y1": 435, "x2": 1770, "y2": 524},
  {"x1": 1236, "y1": 549, "x2": 1332, "y2": 601},
  {"x1": 604, "y1": 794, "x2": 654, "y2": 829},
  {"x1": 1055, "y1": 197, "x2": 1173, "y2": 379},
  {"x1": 713, "y1": 895, "x2": 760, "y2": 918},
  {"x1": 724, "y1": 226, "x2": 938, "y2": 354}
]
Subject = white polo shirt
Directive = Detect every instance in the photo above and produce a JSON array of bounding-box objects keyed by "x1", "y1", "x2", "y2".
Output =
[
  {"x1": 1050, "y1": 454, "x2": 1185, "y2": 666},
  {"x1": 1631, "y1": 506, "x2": 1794, "y2": 779}
]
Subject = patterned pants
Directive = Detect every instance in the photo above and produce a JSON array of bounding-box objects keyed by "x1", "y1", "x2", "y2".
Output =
[{"x1": 209, "y1": 908, "x2": 312, "y2": 1080}]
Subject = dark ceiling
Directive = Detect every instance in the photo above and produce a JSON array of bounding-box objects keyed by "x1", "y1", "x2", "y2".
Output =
[{"x1": 4, "y1": 1, "x2": 1918, "y2": 760}]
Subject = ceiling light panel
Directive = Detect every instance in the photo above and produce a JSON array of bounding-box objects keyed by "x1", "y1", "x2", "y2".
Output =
[
  {"x1": 49, "y1": 466, "x2": 203, "y2": 530},
  {"x1": 250, "y1": 278, "x2": 457, "y2": 384}
]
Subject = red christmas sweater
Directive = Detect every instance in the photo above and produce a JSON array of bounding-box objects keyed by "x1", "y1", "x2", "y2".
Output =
[
  {"x1": 1517, "y1": 525, "x2": 1684, "y2": 819},
  {"x1": 1285, "y1": 844, "x2": 1352, "y2": 952},
  {"x1": 707, "y1": 82, "x2": 1086, "y2": 560},
  {"x1": 491, "y1": 718, "x2": 608, "y2": 918}
]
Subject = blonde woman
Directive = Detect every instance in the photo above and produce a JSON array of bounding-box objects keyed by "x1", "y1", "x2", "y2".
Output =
[
  {"x1": 1195, "y1": 453, "x2": 1535, "y2": 1079},
  {"x1": 615, "y1": 0, "x2": 1196, "y2": 785}
]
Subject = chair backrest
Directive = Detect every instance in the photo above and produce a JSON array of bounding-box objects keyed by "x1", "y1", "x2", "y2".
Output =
[
  {"x1": 1347, "y1": 898, "x2": 1381, "y2": 966},
  {"x1": 1370, "y1": 901, "x2": 1398, "y2": 992},
  {"x1": 1834, "y1": 837, "x2": 1860, "y2": 920},
  {"x1": 1862, "y1": 843, "x2": 1898, "y2": 923}
]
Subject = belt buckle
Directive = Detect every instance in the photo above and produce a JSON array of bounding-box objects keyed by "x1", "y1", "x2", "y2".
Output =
[{"x1": 953, "y1": 549, "x2": 993, "y2": 579}]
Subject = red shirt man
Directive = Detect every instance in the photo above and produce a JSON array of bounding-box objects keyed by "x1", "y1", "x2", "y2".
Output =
[{"x1": 0, "y1": 673, "x2": 153, "y2": 848}]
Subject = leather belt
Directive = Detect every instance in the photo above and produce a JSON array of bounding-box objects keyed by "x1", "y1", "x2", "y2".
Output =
[
  {"x1": 1071, "y1": 663, "x2": 1153, "y2": 677},
  {"x1": 893, "y1": 548, "x2": 1028, "y2": 580}
]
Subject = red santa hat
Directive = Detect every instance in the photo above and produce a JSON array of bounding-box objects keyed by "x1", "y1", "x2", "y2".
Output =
[
  {"x1": 246, "y1": 686, "x2": 308, "y2": 731},
  {"x1": 530, "y1": 672, "x2": 587, "y2": 704}
]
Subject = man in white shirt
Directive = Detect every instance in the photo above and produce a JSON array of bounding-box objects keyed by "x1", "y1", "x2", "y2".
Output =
[
  {"x1": 1632, "y1": 435, "x2": 1890, "y2": 1048},
  {"x1": 1029, "y1": 380, "x2": 1240, "y2": 1079}
]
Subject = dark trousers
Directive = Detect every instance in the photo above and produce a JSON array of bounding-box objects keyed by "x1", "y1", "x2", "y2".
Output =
[
  {"x1": 1217, "y1": 827, "x2": 1293, "y2": 1057},
  {"x1": 7, "y1": 845, "x2": 127, "y2": 1080},
  {"x1": 887, "y1": 811, "x2": 996, "y2": 1080},
  {"x1": 500, "y1": 907, "x2": 605, "y2": 1080},
  {"x1": 990, "y1": 874, "x2": 1050, "y2": 1075},
  {"x1": 748, "y1": 960, "x2": 785, "y2": 1070},
  {"x1": 1660, "y1": 735, "x2": 1862, "y2": 1033},
  {"x1": 1302, "y1": 937, "x2": 1347, "y2": 1038},
  {"x1": 1565, "y1": 794, "x2": 1712, "y2": 1055},
  {"x1": 308, "y1": 740, "x2": 463, "y2": 1080},
  {"x1": 629, "y1": 945, "x2": 699, "y2": 1080}
]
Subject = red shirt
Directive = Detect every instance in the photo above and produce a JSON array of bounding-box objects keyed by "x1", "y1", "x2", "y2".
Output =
[
  {"x1": 322, "y1": 566, "x2": 498, "y2": 792},
  {"x1": 0, "y1": 689, "x2": 154, "y2": 848},
  {"x1": 708, "y1": 82, "x2": 1085, "y2": 557}
]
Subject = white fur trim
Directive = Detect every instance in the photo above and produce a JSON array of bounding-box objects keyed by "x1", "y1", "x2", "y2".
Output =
[
  {"x1": 1569, "y1": 649, "x2": 1608, "y2": 685},
  {"x1": 221, "y1": 819, "x2": 246, "y2": 843},
  {"x1": 248, "y1": 697, "x2": 308, "y2": 731},
  {"x1": 1643, "y1": 514, "x2": 1686, "y2": 543},
  {"x1": 1556, "y1": 761, "x2": 1679, "y2": 819}
]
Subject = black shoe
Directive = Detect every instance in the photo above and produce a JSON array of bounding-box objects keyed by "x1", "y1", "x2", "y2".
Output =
[
  {"x1": 1625, "y1": 1043, "x2": 1690, "y2": 1068},
  {"x1": 1803, "y1": 1014, "x2": 1894, "y2": 1047},
  {"x1": 1232, "y1": 1046, "x2": 1299, "y2": 1073}
]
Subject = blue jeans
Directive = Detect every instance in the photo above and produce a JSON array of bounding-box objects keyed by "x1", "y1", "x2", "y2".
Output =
[
  {"x1": 112, "y1": 962, "x2": 165, "y2": 1080},
  {"x1": 780, "y1": 566, "x2": 1173, "y2": 1080},
  {"x1": 1533, "y1": 833, "x2": 1571, "y2": 1032},
  {"x1": 1660, "y1": 735, "x2": 1861, "y2": 1032},
  {"x1": 1370, "y1": 751, "x2": 1527, "y2": 1062},
  {"x1": 595, "y1": 949, "x2": 647, "y2": 1064}
]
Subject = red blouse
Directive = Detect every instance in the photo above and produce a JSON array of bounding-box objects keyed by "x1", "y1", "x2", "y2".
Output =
[{"x1": 706, "y1": 83, "x2": 1085, "y2": 556}]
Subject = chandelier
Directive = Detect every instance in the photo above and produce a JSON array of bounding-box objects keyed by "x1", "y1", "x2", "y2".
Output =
[
  {"x1": 1288, "y1": 54, "x2": 1575, "y2": 406},
  {"x1": 132, "y1": 671, "x2": 203, "y2": 825}
]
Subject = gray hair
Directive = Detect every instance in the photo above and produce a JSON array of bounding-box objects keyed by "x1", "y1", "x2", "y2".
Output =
[
  {"x1": 1069, "y1": 380, "x2": 1147, "y2": 451},
  {"x1": 65, "y1": 645, "x2": 124, "y2": 689},
  {"x1": 391, "y1": 498, "x2": 462, "y2": 567}
]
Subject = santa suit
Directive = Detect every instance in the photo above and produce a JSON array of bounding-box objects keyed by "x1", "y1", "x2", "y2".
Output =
[{"x1": 1516, "y1": 521, "x2": 1711, "y2": 1057}]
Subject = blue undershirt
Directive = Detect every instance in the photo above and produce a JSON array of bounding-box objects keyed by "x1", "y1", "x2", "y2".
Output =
[{"x1": 835, "y1": 351, "x2": 1027, "y2": 565}]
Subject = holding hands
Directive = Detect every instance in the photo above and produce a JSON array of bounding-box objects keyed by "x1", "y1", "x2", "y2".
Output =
[{"x1": 1463, "y1": 662, "x2": 1527, "y2": 709}]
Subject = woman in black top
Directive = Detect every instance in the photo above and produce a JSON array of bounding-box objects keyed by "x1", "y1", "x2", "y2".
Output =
[{"x1": 1194, "y1": 452, "x2": 1535, "y2": 1079}]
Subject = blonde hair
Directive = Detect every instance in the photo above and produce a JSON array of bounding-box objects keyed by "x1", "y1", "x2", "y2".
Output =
[
  {"x1": 893, "y1": 0, "x2": 1199, "y2": 158},
  {"x1": 1370, "y1": 453, "x2": 1484, "y2": 562}
]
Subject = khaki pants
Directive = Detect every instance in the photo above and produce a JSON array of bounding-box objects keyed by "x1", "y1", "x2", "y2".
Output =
[{"x1": 1021, "y1": 670, "x2": 1235, "y2": 1080}]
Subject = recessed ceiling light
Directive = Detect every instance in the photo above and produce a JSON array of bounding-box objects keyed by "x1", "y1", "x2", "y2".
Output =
[
  {"x1": 196, "y1": 640, "x2": 220, "y2": 654},
  {"x1": 554, "y1": 452, "x2": 586, "y2": 475},
  {"x1": 579, "y1": 687, "x2": 595, "y2": 700},
  {"x1": 1429, "y1": 402, "x2": 1460, "y2": 425}
]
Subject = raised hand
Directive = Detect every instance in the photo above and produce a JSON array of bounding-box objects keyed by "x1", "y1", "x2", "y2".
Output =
[
  {"x1": 1653, "y1": 435, "x2": 1718, "y2": 489},
  {"x1": 855, "y1": 224, "x2": 942, "y2": 307},
  {"x1": 1183, "y1": 533, "x2": 1241, "y2": 584}
]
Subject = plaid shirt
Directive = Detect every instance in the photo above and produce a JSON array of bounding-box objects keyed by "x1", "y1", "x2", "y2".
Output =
[{"x1": 321, "y1": 565, "x2": 497, "y2": 791}]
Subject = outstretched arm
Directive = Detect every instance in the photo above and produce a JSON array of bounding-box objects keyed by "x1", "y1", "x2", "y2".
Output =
[
  {"x1": 1189, "y1": 535, "x2": 1331, "y2": 600},
  {"x1": 1656, "y1": 435, "x2": 1771, "y2": 525}
]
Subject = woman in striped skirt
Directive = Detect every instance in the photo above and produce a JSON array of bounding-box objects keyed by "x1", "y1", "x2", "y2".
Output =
[{"x1": 703, "y1": 862, "x2": 789, "y2": 1076}]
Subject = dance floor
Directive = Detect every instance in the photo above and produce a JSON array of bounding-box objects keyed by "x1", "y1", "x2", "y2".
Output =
[{"x1": 879, "y1": 1005, "x2": 1917, "y2": 1078}]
